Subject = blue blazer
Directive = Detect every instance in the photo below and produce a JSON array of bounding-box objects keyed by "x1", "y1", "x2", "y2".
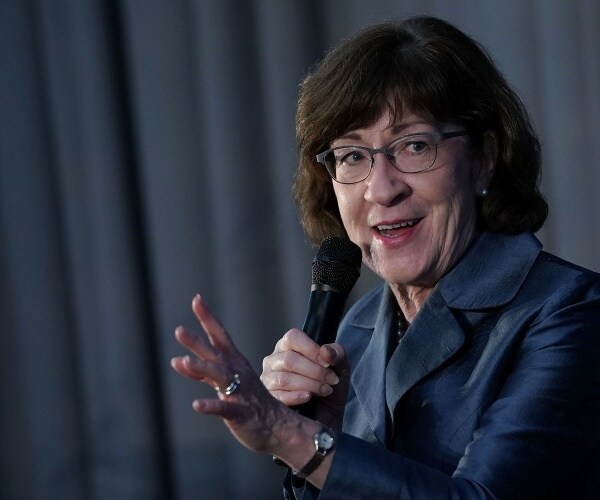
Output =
[{"x1": 285, "y1": 232, "x2": 600, "y2": 499}]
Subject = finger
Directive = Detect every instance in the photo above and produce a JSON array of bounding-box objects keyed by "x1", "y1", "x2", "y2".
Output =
[
  {"x1": 170, "y1": 355, "x2": 226, "y2": 386},
  {"x1": 273, "y1": 329, "x2": 322, "y2": 364},
  {"x1": 171, "y1": 356, "x2": 205, "y2": 380},
  {"x1": 192, "y1": 295, "x2": 237, "y2": 355},
  {"x1": 317, "y1": 343, "x2": 348, "y2": 370},
  {"x1": 262, "y1": 350, "x2": 340, "y2": 387},
  {"x1": 261, "y1": 368, "x2": 335, "y2": 397},
  {"x1": 192, "y1": 398, "x2": 252, "y2": 422},
  {"x1": 269, "y1": 389, "x2": 312, "y2": 406},
  {"x1": 174, "y1": 326, "x2": 220, "y2": 362}
]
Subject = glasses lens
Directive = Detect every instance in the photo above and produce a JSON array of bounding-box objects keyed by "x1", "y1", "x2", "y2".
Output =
[
  {"x1": 388, "y1": 133, "x2": 437, "y2": 173},
  {"x1": 328, "y1": 147, "x2": 371, "y2": 183}
]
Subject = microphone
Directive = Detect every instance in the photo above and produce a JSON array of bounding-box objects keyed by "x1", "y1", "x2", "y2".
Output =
[
  {"x1": 301, "y1": 237, "x2": 362, "y2": 346},
  {"x1": 296, "y1": 236, "x2": 361, "y2": 421}
]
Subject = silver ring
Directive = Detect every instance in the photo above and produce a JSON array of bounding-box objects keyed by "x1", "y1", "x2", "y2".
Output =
[{"x1": 215, "y1": 373, "x2": 240, "y2": 395}]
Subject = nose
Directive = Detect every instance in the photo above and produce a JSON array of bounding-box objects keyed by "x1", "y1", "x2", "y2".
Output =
[{"x1": 364, "y1": 153, "x2": 411, "y2": 206}]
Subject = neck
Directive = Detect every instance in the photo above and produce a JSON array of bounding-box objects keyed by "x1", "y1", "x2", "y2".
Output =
[{"x1": 389, "y1": 283, "x2": 434, "y2": 323}]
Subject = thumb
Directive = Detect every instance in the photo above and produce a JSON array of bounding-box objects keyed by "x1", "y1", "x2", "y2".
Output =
[{"x1": 317, "y1": 343, "x2": 348, "y2": 371}]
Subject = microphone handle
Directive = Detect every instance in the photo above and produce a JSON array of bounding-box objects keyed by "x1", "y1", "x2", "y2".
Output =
[
  {"x1": 301, "y1": 289, "x2": 347, "y2": 346},
  {"x1": 297, "y1": 289, "x2": 347, "y2": 419}
]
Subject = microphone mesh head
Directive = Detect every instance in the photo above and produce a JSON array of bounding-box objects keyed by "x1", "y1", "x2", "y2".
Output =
[{"x1": 312, "y1": 237, "x2": 362, "y2": 293}]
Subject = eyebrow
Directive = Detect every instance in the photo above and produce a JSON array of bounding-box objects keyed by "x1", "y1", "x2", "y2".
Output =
[{"x1": 336, "y1": 121, "x2": 432, "y2": 141}]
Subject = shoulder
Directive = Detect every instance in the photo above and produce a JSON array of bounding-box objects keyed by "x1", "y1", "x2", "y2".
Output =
[
  {"x1": 520, "y1": 250, "x2": 600, "y2": 314},
  {"x1": 440, "y1": 232, "x2": 600, "y2": 309},
  {"x1": 478, "y1": 246, "x2": 600, "y2": 374},
  {"x1": 532, "y1": 250, "x2": 599, "y2": 288}
]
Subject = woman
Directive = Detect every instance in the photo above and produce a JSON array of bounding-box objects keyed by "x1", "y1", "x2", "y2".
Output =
[{"x1": 171, "y1": 16, "x2": 600, "y2": 498}]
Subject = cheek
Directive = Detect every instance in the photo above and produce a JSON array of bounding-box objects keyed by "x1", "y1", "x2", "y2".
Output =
[
  {"x1": 435, "y1": 161, "x2": 477, "y2": 208},
  {"x1": 333, "y1": 186, "x2": 361, "y2": 229},
  {"x1": 434, "y1": 171, "x2": 479, "y2": 241}
]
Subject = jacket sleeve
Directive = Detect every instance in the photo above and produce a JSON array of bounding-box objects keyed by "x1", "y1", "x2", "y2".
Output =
[{"x1": 296, "y1": 284, "x2": 600, "y2": 499}]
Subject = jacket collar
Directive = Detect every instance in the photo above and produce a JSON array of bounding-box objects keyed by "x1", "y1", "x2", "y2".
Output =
[
  {"x1": 350, "y1": 232, "x2": 543, "y2": 329},
  {"x1": 438, "y1": 232, "x2": 542, "y2": 309}
]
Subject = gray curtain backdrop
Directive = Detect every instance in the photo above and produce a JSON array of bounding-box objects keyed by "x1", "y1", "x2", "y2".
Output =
[{"x1": 1, "y1": 0, "x2": 598, "y2": 498}]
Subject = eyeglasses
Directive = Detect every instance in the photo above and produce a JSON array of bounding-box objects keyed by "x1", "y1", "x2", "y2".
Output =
[{"x1": 316, "y1": 130, "x2": 468, "y2": 184}]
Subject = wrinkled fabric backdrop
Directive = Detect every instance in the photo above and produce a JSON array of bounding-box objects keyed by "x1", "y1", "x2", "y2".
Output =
[{"x1": 1, "y1": 0, "x2": 599, "y2": 498}]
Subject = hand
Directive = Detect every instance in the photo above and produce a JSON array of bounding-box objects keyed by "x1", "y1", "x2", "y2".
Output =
[
  {"x1": 260, "y1": 329, "x2": 351, "y2": 429},
  {"x1": 171, "y1": 295, "x2": 295, "y2": 454}
]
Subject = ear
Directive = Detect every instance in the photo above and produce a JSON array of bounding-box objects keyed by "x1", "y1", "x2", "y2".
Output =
[{"x1": 473, "y1": 131, "x2": 497, "y2": 194}]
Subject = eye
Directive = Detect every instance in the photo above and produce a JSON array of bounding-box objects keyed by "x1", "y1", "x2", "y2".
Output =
[
  {"x1": 391, "y1": 134, "x2": 434, "y2": 156},
  {"x1": 405, "y1": 140, "x2": 429, "y2": 154},
  {"x1": 336, "y1": 148, "x2": 369, "y2": 167}
]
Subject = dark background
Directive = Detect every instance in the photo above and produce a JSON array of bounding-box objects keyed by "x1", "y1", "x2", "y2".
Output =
[{"x1": 1, "y1": 1, "x2": 598, "y2": 498}]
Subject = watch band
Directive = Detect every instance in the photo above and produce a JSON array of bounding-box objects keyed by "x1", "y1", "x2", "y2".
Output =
[
  {"x1": 293, "y1": 450, "x2": 326, "y2": 479},
  {"x1": 293, "y1": 428, "x2": 335, "y2": 479}
]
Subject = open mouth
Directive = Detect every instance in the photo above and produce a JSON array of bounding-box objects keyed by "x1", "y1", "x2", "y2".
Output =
[{"x1": 376, "y1": 219, "x2": 421, "y2": 237}]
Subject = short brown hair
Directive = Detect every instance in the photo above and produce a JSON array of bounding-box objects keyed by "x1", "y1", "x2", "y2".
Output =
[{"x1": 294, "y1": 16, "x2": 548, "y2": 246}]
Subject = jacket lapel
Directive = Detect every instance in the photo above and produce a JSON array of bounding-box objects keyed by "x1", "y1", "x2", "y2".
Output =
[
  {"x1": 385, "y1": 291, "x2": 465, "y2": 415},
  {"x1": 349, "y1": 288, "x2": 396, "y2": 445}
]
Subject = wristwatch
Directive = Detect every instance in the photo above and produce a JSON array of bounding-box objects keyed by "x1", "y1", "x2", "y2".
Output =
[{"x1": 293, "y1": 427, "x2": 335, "y2": 479}]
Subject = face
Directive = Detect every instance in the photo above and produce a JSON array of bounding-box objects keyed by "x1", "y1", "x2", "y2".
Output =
[{"x1": 331, "y1": 110, "x2": 493, "y2": 291}]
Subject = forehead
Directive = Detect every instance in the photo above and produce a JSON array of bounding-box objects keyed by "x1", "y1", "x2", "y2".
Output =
[{"x1": 335, "y1": 109, "x2": 435, "y2": 142}]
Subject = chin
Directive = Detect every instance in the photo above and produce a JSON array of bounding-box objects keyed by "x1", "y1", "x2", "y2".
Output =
[{"x1": 372, "y1": 258, "x2": 425, "y2": 286}]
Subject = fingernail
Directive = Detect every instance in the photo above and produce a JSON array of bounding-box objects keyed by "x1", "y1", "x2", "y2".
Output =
[
  {"x1": 324, "y1": 345, "x2": 337, "y2": 360},
  {"x1": 316, "y1": 355, "x2": 330, "y2": 368},
  {"x1": 298, "y1": 392, "x2": 311, "y2": 404},
  {"x1": 320, "y1": 384, "x2": 333, "y2": 396},
  {"x1": 325, "y1": 372, "x2": 339, "y2": 385}
]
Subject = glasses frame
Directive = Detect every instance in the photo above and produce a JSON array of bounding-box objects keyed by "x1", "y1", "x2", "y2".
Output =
[{"x1": 316, "y1": 130, "x2": 468, "y2": 184}]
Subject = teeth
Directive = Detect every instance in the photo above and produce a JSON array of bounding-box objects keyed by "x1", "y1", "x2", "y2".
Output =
[{"x1": 377, "y1": 220, "x2": 417, "y2": 230}]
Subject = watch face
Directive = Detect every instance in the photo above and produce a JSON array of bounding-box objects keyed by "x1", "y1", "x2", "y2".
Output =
[{"x1": 317, "y1": 431, "x2": 334, "y2": 450}]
